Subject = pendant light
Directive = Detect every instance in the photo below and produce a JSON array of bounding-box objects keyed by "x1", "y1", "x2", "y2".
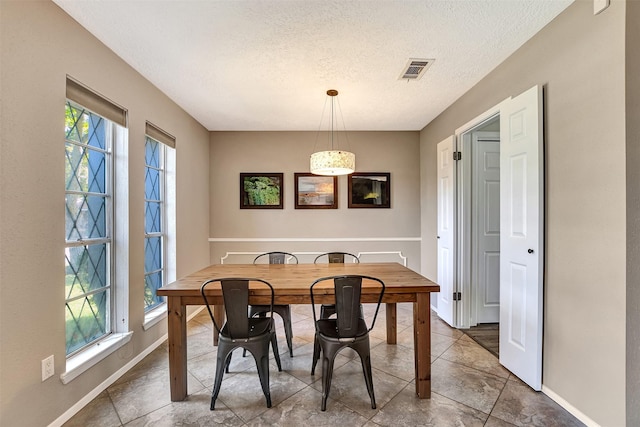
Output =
[{"x1": 310, "y1": 89, "x2": 355, "y2": 176}]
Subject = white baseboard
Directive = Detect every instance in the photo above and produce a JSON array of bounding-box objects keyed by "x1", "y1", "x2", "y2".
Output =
[
  {"x1": 48, "y1": 307, "x2": 205, "y2": 427},
  {"x1": 541, "y1": 385, "x2": 601, "y2": 427}
]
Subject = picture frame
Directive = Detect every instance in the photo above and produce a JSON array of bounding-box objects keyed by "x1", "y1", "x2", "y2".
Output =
[
  {"x1": 240, "y1": 173, "x2": 283, "y2": 209},
  {"x1": 294, "y1": 173, "x2": 338, "y2": 209},
  {"x1": 348, "y1": 172, "x2": 391, "y2": 208}
]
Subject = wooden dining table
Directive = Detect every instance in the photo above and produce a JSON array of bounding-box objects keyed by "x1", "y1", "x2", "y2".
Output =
[{"x1": 156, "y1": 262, "x2": 440, "y2": 402}]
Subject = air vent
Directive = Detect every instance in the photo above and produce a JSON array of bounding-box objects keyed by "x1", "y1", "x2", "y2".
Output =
[{"x1": 399, "y1": 58, "x2": 434, "y2": 81}]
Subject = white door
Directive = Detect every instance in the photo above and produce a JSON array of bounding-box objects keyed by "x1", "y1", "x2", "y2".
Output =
[
  {"x1": 499, "y1": 85, "x2": 544, "y2": 391},
  {"x1": 472, "y1": 132, "x2": 500, "y2": 324},
  {"x1": 436, "y1": 136, "x2": 456, "y2": 327}
]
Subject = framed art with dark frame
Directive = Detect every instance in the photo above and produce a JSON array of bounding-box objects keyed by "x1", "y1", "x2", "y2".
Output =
[
  {"x1": 294, "y1": 173, "x2": 338, "y2": 209},
  {"x1": 348, "y1": 172, "x2": 391, "y2": 208},
  {"x1": 240, "y1": 173, "x2": 284, "y2": 209}
]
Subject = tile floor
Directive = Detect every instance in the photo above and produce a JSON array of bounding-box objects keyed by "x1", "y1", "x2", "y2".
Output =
[{"x1": 64, "y1": 304, "x2": 584, "y2": 426}]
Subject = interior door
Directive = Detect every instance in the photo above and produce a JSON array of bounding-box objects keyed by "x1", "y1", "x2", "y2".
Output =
[
  {"x1": 472, "y1": 132, "x2": 500, "y2": 324},
  {"x1": 499, "y1": 85, "x2": 544, "y2": 391},
  {"x1": 436, "y1": 136, "x2": 456, "y2": 327}
]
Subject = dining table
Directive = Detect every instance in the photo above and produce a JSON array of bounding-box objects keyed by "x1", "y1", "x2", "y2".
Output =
[{"x1": 156, "y1": 262, "x2": 440, "y2": 402}]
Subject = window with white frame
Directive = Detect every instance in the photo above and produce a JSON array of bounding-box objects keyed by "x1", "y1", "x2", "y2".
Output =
[
  {"x1": 63, "y1": 78, "x2": 131, "y2": 379},
  {"x1": 144, "y1": 122, "x2": 176, "y2": 318}
]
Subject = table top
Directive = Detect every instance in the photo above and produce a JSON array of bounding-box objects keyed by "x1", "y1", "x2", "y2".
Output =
[{"x1": 157, "y1": 262, "x2": 439, "y2": 299}]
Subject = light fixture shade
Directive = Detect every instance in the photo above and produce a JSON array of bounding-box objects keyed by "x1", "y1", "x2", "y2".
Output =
[{"x1": 310, "y1": 150, "x2": 355, "y2": 176}]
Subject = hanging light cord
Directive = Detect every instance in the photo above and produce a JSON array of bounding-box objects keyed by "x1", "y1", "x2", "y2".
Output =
[
  {"x1": 312, "y1": 95, "x2": 330, "y2": 152},
  {"x1": 334, "y1": 95, "x2": 351, "y2": 152},
  {"x1": 311, "y1": 90, "x2": 351, "y2": 153}
]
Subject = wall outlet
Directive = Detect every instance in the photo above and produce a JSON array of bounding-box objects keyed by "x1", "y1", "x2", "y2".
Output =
[{"x1": 42, "y1": 355, "x2": 54, "y2": 381}]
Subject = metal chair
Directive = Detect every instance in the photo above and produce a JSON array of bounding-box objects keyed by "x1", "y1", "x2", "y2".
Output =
[
  {"x1": 313, "y1": 251, "x2": 360, "y2": 265},
  {"x1": 201, "y1": 277, "x2": 282, "y2": 410},
  {"x1": 249, "y1": 251, "x2": 297, "y2": 356},
  {"x1": 313, "y1": 252, "x2": 360, "y2": 319},
  {"x1": 309, "y1": 275, "x2": 385, "y2": 411}
]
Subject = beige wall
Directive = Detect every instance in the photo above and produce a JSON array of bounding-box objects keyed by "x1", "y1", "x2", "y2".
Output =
[
  {"x1": 626, "y1": 1, "x2": 640, "y2": 425},
  {"x1": 209, "y1": 131, "x2": 422, "y2": 270},
  {"x1": 0, "y1": 1, "x2": 210, "y2": 426},
  {"x1": 1, "y1": 0, "x2": 635, "y2": 425},
  {"x1": 420, "y1": 1, "x2": 626, "y2": 425}
]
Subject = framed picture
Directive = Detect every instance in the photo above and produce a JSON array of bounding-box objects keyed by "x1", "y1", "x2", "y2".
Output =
[
  {"x1": 240, "y1": 173, "x2": 283, "y2": 209},
  {"x1": 348, "y1": 172, "x2": 391, "y2": 208},
  {"x1": 294, "y1": 173, "x2": 338, "y2": 209}
]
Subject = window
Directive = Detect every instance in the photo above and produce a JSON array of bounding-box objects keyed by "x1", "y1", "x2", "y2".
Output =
[
  {"x1": 63, "y1": 78, "x2": 131, "y2": 383},
  {"x1": 64, "y1": 100, "x2": 115, "y2": 355},
  {"x1": 144, "y1": 122, "x2": 176, "y2": 321},
  {"x1": 144, "y1": 136, "x2": 165, "y2": 311}
]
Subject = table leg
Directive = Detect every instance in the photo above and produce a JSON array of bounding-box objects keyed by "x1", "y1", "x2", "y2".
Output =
[
  {"x1": 414, "y1": 293, "x2": 431, "y2": 398},
  {"x1": 385, "y1": 303, "x2": 397, "y2": 344},
  {"x1": 167, "y1": 297, "x2": 188, "y2": 401}
]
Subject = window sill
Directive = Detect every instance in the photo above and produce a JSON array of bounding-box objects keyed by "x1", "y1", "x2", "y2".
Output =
[
  {"x1": 61, "y1": 331, "x2": 133, "y2": 385},
  {"x1": 143, "y1": 305, "x2": 167, "y2": 331}
]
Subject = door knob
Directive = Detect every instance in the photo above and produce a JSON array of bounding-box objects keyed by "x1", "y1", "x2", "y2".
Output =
[{"x1": 528, "y1": 249, "x2": 534, "y2": 254}]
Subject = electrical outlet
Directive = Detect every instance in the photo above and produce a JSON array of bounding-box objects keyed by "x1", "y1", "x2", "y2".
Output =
[{"x1": 42, "y1": 355, "x2": 54, "y2": 381}]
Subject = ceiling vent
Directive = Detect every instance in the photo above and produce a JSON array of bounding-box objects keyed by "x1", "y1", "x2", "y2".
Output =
[{"x1": 399, "y1": 58, "x2": 434, "y2": 81}]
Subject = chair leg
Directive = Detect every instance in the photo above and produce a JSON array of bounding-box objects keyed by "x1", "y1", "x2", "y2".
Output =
[
  {"x1": 311, "y1": 333, "x2": 321, "y2": 375},
  {"x1": 353, "y1": 339, "x2": 376, "y2": 409},
  {"x1": 254, "y1": 346, "x2": 273, "y2": 408},
  {"x1": 282, "y1": 306, "x2": 294, "y2": 357},
  {"x1": 320, "y1": 351, "x2": 337, "y2": 411},
  {"x1": 225, "y1": 350, "x2": 232, "y2": 373},
  {"x1": 360, "y1": 354, "x2": 377, "y2": 409},
  {"x1": 271, "y1": 331, "x2": 282, "y2": 372},
  {"x1": 210, "y1": 347, "x2": 231, "y2": 410}
]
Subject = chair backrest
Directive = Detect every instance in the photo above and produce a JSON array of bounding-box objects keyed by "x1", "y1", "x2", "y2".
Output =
[
  {"x1": 310, "y1": 275, "x2": 385, "y2": 336},
  {"x1": 314, "y1": 252, "x2": 360, "y2": 264},
  {"x1": 334, "y1": 276, "x2": 363, "y2": 337},
  {"x1": 253, "y1": 251, "x2": 299, "y2": 264},
  {"x1": 201, "y1": 277, "x2": 275, "y2": 339}
]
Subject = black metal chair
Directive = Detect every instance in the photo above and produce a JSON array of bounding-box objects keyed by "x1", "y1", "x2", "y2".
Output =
[
  {"x1": 313, "y1": 252, "x2": 360, "y2": 319},
  {"x1": 313, "y1": 251, "x2": 360, "y2": 265},
  {"x1": 309, "y1": 275, "x2": 385, "y2": 411},
  {"x1": 247, "y1": 252, "x2": 297, "y2": 357},
  {"x1": 201, "y1": 277, "x2": 282, "y2": 410}
]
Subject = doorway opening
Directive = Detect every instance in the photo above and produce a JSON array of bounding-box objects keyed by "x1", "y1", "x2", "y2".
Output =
[{"x1": 459, "y1": 115, "x2": 501, "y2": 357}]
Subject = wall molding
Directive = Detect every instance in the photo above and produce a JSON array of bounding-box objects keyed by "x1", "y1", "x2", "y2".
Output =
[
  {"x1": 220, "y1": 250, "x2": 408, "y2": 266},
  {"x1": 209, "y1": 237, "x2": 421, "y2": 242}
]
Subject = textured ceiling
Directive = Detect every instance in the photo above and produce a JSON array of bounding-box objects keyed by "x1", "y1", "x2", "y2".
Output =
[{"x1": 52, "y1": 0, "x2": 574, "y2": 131}]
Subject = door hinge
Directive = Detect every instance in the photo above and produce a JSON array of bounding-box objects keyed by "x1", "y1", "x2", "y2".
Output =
[
  {"x1": 453, "y1": 291, "x2": 462, "y2": 301},
  {"x1": 453, "y1": 151, "x2": 462, "y2": 161}
]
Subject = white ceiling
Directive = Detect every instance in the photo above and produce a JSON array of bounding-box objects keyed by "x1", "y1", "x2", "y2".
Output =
[{"x1": 53, "y1": 0, "x2": 574, "y2": 131}]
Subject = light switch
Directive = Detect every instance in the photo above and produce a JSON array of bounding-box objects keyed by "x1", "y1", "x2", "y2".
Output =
[{"x1": 594, "y1": 0, "x2": 610, "y2": 15}]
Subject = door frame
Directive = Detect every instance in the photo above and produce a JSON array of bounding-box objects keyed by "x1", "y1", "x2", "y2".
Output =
[{"x1": 454, "y1": 104, "x2": 506, "y2": 329}]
